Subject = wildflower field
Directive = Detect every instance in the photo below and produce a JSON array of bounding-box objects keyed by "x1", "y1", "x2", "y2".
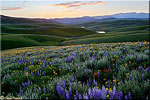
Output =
[{"x1": 1, "y1": 42, "x2": 150, "y2": 99}]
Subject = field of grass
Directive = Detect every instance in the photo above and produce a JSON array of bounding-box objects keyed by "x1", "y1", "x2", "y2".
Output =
[
  {"x1": 60, "y1": 19, "x2": 149, "y2": 45},
  {"x1": 1, "y1": 34, "x2": 67, "y2": 50},
  {"x1": 61, "y1": 32, "x2": 149, "y2": 45},
  {"x1": 1, "y1": 42, "x2": 150, "y2": 99},
  {"x1": 1, "y1": 23, "x2": 95, "y2": 37},
  {"x1": 1, "y1": 19, "x2": 149, "y2": 50},
  {"x1": 78, "y1": 20, "x2": 149, "y2": 32}
]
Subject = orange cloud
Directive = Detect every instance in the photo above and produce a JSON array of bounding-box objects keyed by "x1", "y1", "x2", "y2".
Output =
[
  {"x1": 1, "y1": 7, "x2": 23, "y2": 11},
  {"x1": 52, "y1": 1, "x2": 106, "y2": 8}
]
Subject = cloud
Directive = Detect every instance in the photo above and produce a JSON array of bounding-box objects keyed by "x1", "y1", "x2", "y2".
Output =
[
  {"x1": 1, "y1": 1, "x2": 31, "y2": 11},
  {"x1": 52, "y1": 1, "x2": 106, "y2": 8},
  {"x1": 1, "y1": 7, "x2": 23, "y2": 11}
]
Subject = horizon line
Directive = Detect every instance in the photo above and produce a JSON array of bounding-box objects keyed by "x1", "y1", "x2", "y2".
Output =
[{"x1": 1, "y1": 11, "x2": 149, "y2": 19}]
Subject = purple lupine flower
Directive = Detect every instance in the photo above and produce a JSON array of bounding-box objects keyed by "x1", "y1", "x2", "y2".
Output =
[
  {"x1": 62, "y1": 80, "x2": 66, "y2": 88},
  {"x1": 89, "y1": 79, "x2": 91, "y2": 84},
  {"x1": 139, "y1": 66, "x2": 142, "y2": 72},
  {"x1": 31, "y1": 81, "x2": 32, "y2": 85},
  {"x1": 118, "y1": 91, "x2": 123, "y2": 99},
  {"x1": 125, "y1": 95, "x2": 128, "y2": 99},
  {"x1": 38, "y1": 71, "x2": 40, "y2": 76},
  {"x1": 49, "y1": 62, "x2": 52, "y2": 65},
  {"x1": 113, "y1": 64, "x2": 115, "y2": 67},
  {"x1": 22, "y1": 82, "x2": 25, "y2": 87},
  {"x1": 69, "y1": 87, "x2": 72, "y2": 98},
  {"x1": 68, "y1": 80, "x2": 71, "y2": 85},
  {"x1": 43, "y1": 87, "x2": 46, "y2": 94},
  {"x1": 72, "y1": 52, "x2": 76, "y2": 56},
  {"x1": 56, "y1": 82, "x2": 61, "y2": 95},
  {"x1": 101, "y1": 86, "x2": 107, "y2": 99},
  {"x1": 71, "y1": 76, "x2": 74, "y2": 82},
  {"x1": 92, "y1": 88, "x2": 97, "y2": 99},
  {"x1": 74, "y1": 96, "x2": 77, "y2": 99},
  {"x1": 42, "y1": 63, "x2": 45, "y2": 68},
  {"x1": 93, "y1": 80, "x2": 97, "y2": 86},
  {"x1": 31, "y1": 72, "x2": 33, "y2": 76},
  {"x1": 88, "y1": 89, "x2": 93, "y2": 99},
  {"x1": 128, "y1": 92, "x2": 132, "y2": 99},
  {"x1": 19, "y1": 87, "x2": 23, "y2": 96},
  {"x1": 78, "y1": 94, "x2": 82, "y2": 99},
  {"x1": 92, "y1": 87, "x2": 101, "y2": 99},
  {"x1": 42, "y1": 71, "x2": 44, "y2": 74},
  {"x1": 76, "y1": 91, "x2": 79, "y2": 99},
  {"x1": 146, "y1": 67, "x2": 149, "y2": 72},
  {"x1": 113, "y1": 86, "x2": 116, "y2": 92},
  {"x1": 97, "y1": 72, "x2": 100, "y2": 78},
  {"x1": 83, "y1": 94, "x2": 88, "y2": 99},
  {"x1": 40, "y1": 70, "x2": 41, "y2": 74},
  {"x1": 66, "y1": 92, "x2": 69, "y2": 99},
  {"x1": 146, "y1": 95, "x2": 148, "y2": 100},
  {"x1": 28, "y1": 80, "x2": 30, "y2": 85},
  {"x1": 130, "y1": 74, "x2": 133, "y2": 80},
  {"x1": 142, "y1": 74, "x2": 144, "y2": 80},
  {"x1": 25, "y1": 82, "x2": 28, "y2": 86}
]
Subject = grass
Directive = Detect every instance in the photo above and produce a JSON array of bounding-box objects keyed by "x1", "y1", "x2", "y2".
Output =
[
  {"x1": 1, "y1": 19, "x2": 149, "y2": 50},
  {"x1": 61, "y1": 33, "x2": 149, "y2": 45},
  {"x1": 1, "y1": 34, "x2": 66, "y2": 50},
  {"x1": 1, "y1": 23, "x2": 95, "y2": 37}
]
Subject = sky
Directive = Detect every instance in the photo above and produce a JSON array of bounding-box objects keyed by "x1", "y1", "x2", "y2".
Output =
[{"x1": 0, "y1": 0, "x2": 149, "y2": 18}]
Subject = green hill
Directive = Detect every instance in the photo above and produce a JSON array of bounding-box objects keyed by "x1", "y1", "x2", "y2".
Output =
[
  {"x1": 60, "y1": 19, "x2": 149, "y2": 45},
  {"x1": 1, "y1": 15, "x2": 149, "y2": 50}
]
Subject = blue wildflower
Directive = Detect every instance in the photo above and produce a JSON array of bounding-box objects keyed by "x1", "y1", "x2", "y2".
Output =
[
  {"x1": 139, "y1": 66, "x2": 142, "y2": 72},
  {"x1": 128, "y1": 92, "x2": 132, "y2": 99},
  {"x1": 146, "y1": 67, "x2": 149, "y2": 72},
  {"x1": 83, "y1": 94, "x2": 88, "y2": 99},
  {"x1": 71, "y1": 76, "x2": 74, "y2": 82},
  {"x1": 22, "y1": 82, "x2": 25, "y2": 87},
  {"x1": 19, "y1": 87, "x2": 23, "y2": 96},
  {"x1": 43, "y1": 87, "x2": 46, "y2": 94},
  {"x1": 62, "y1": 80, "x2": 66, "y2": 88},
  {"x1": 142, "y1": 74, "x2": 144, "y2": 80},
  {"x1": 78, "y1": 94, "x2": 82, "y2": 99},
  {"x1": 69, "y1": 87, "x2": 72, "y2": 98},
  {"x1": 97, "y1": 72, "x2": 100, "y2": 78},
  {"x1": 130, "y1": 74, "x2": 133, "y2": 80},
  {"x1": 125, "y1": 95, "x2": 128, "y2": 99}
]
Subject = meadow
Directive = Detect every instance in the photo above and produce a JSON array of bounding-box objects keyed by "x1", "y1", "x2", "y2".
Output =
[
  {"x1": 1, "y1": 17, "x2": 149, "y2": 50},
  {"x1": 1, "y1": 42, "x2": 150, "y2": 99}
]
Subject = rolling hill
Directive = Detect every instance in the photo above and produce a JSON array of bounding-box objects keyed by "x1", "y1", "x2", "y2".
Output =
[{"x1": 1, "y1": 13, "x2": 149, "y2": 50}]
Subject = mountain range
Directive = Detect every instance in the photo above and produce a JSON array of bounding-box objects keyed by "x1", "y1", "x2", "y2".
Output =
[
  {"x1": 1, "y1": 12, "x2": 149, "y2": 24},
  {"x1": 53, "y1": 12, "x2": 149, "y2": 24}
]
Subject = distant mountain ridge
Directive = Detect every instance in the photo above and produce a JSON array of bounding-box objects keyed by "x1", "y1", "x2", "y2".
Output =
[
  {"x1": 53, "y1": 12, "x2": 149, "y2": 24},
  {"x1": 0, "y1": 15, "x2": 57, "y2": 24},
  {"x1": 1, "y1": 12, "x2": 149, "y2": 24}
]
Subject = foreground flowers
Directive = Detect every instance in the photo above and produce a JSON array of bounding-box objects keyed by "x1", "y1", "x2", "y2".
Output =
[{"x1": 1, "y1": 42, "x2": 150, "y2": 99}]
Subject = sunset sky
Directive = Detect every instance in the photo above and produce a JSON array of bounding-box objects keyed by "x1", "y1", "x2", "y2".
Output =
[{"x1": 1, "y1": 0, "x2": 149, "y2": 18}]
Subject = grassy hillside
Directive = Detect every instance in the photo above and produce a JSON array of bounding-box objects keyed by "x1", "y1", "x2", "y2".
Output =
[
  {"x1": 78, "y1": 20, "x2": 149, "y2": 32},
  {"x1": 1, "y1": 16, "x2": 149, "y2": 50},
  {"x1": 61, "y1": 33, "x2": 149, "y2": 45},
  {"x1": 1, "y1": 34, "x2": 67, "y2": 50},
  {"x1": 60, "y1": 19, "x2": 149, "y2": 45},
  {"x1": 1, "y1": 23, "x2": 95, "y2": 37}
]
